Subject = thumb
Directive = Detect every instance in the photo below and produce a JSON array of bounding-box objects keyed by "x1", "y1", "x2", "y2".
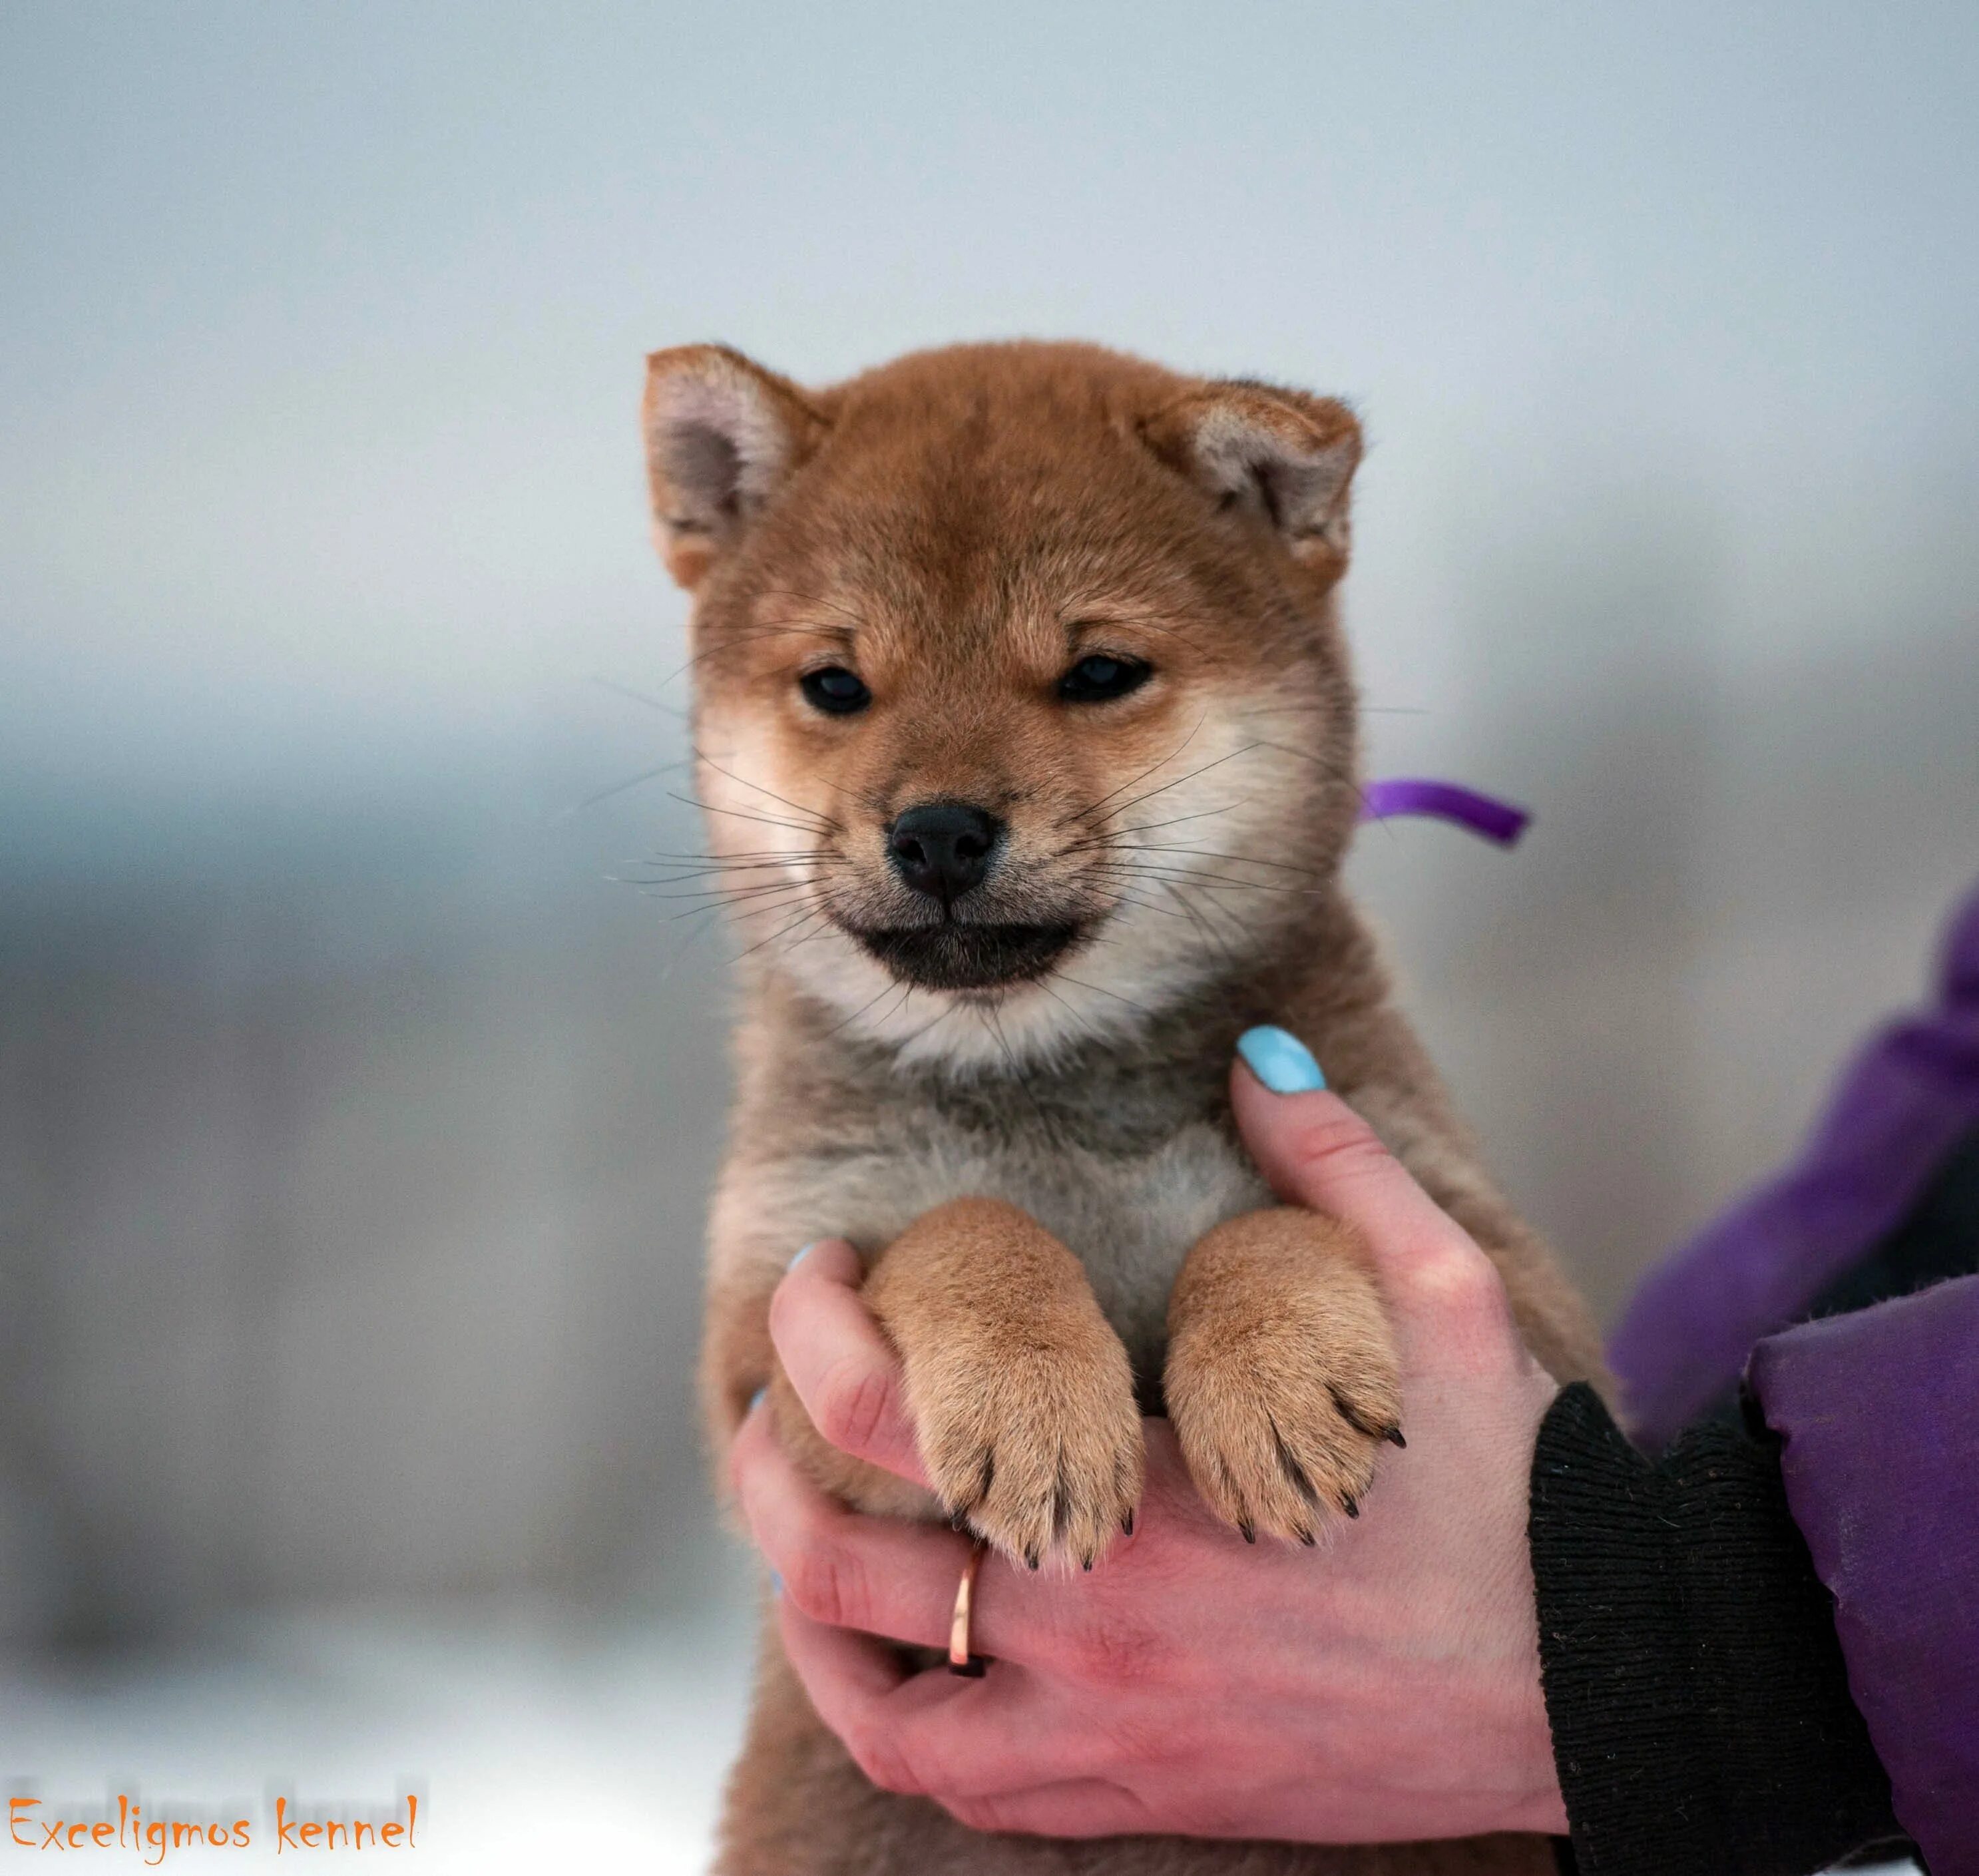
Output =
[
  {"x1": 1233, "y1": 1027, "x2": 1548, "y2": 1393},
  {"x1": 1231, "y1": 1027, "x2": 1476, "y2": 1288},
  {"x1": 768, "y1": 1238, "x2": 927, "y2": 1486}
]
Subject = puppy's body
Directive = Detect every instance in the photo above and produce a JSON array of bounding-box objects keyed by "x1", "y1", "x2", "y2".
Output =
[{"x1": 640, "y1": 340, "x2": 1602, "y2": 1874}]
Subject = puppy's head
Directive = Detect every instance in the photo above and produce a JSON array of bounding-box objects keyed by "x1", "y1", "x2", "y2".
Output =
[{"x1": 643, "y1": 341, "x2": 1365, "y2": 1070}]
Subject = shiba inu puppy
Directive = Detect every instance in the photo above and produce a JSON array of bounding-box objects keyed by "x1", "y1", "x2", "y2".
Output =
[{"x1": 642, "y1": 340, "x2": 1603, "y2": 1874}]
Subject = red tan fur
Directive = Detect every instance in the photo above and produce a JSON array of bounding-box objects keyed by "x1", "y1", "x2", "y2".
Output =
[{"x1": 642, "y1": 339, "x2": 1604, "y2": 1875}]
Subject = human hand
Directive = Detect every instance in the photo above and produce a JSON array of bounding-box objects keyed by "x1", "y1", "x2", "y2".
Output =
[{"x1": 728, "y1": 1037, "x2": 1569, "y2": 1841}]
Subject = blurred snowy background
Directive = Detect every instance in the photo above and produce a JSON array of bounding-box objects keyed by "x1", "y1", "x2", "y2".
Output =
[{"x1": 3, "y1": 3, "x2": 1975, "y2": 1865}]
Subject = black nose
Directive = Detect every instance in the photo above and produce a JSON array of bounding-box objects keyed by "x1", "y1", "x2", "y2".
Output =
[{"x1": 887, "y1": 803, "x2": 1003, "y2": 903}]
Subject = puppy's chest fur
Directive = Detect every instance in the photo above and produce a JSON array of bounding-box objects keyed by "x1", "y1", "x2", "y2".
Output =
[{"x1": 728, "y1": 1032, "x2": 1269, "y2": 1373}]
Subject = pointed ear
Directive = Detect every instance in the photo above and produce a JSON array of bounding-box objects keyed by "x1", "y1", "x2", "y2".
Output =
[
  {"x1": 642, "y1": 344, "x2": 827, "y2": 589},
  {"x1": 1140, "y1": 381, "x2": 1363, "y2": 573}
]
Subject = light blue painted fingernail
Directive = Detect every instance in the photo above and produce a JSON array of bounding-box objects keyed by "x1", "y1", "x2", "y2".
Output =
[
  {"x1": 748, "y1": 1386, "x2": 768, "y2": 1415},
  {"x1": 788, "y1": 1242, "x2": 817, "y2": 1270},
  {"x1": 1237, "y1": 1025, "x2": 1326, "y2": 1094},
  {"x1": 770, "y1": 1571, "x2": 783, "y2": 1597}
]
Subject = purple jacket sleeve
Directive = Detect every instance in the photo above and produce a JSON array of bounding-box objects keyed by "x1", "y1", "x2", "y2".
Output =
[
  {"x1": 1608, "y1": 877, "x2": 1979, "y2": 1873},
  {"x1": 1610, "y1": 879, "x2": 1979, "y2": 1451},
  {"x1": 1746, "y1": 1280, "x2": 1979, "y2": 1875}
]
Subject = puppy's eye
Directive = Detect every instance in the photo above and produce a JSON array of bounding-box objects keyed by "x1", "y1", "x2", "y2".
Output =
[
  {"x1": 799, "y1": 666, "x2": 872, "y2": 715},
  {"x1": 1058, "y1": 654, "x2": 1152, "y2": 704}
]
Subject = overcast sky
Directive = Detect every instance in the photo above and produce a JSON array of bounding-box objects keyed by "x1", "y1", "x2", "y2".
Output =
[{"x1": 4, "y1": 3, "x2": 1976, "y2": 811}]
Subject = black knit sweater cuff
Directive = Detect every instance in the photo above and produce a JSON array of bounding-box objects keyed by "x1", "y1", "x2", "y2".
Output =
[{"x1": 1529, "y1": 1382, "x2": 1899, "y2": 1876}]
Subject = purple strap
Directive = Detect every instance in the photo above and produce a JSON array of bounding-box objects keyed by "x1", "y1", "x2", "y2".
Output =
[{"x1": 1359, "y1": 778, "x2": 1531, "y2": 847}]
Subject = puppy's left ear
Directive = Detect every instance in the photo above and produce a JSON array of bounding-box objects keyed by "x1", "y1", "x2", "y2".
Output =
[
  {"x1": 1141, "y1": 381, "x2": 1362, "y2": 575},
  {"x1": 642, "y1": 344, "x2": 828, "y2": 589}
]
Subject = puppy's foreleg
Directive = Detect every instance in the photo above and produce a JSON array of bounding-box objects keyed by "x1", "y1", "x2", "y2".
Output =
[
  {"x1": 864, "y1": 1198, "x2": 1144, "y2": 1571},
  {"x1": 1164, "y1": 1208, "x2": 1403, "y2": 1544}
]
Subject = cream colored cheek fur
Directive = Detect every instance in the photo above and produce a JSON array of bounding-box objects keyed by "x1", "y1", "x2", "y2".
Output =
[
  {"x1": 689, "y1": 701, "x2": 843, "y2": 941},
  {"x1": 699, "y1": 700, "x2": 1315, "y2": 1073}
]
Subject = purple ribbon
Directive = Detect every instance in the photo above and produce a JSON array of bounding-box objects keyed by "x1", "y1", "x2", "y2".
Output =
[{"x1": 1359, "y1": 778, "x2": 1530, "y2": 847}]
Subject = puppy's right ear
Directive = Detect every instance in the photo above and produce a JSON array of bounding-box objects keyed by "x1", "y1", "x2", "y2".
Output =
[{"x1": 642, "y1": 345, "x2": 827, "y2": 589}]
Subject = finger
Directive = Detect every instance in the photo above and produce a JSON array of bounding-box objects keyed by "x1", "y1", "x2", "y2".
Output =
[
  {"x1": 1231, "y1": 1041, "x2": 1532, "y2": 1375},
  {"x1": 768, "y1": 1238, "x2": 927, "y2": 1485},
  {"x1": 777, "y1": 1600, "x2": 1109, "y2": 1804},
  {"x1": 775, "y1": 1592, "x2": 913, "y2": 1704},
  {"x1": 733, "y1": 1401, "x2": 1054, "y2": 1666},
  {"x1": 732, "y1": 1400, "x2": 961, "y2": 1650},
  {"x1": 1231, "y1": 1045, "x2": 1476, "y2": 1282}
]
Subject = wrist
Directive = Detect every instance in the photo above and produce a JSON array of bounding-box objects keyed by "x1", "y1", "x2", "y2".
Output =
[
  {"x1": 1494, "y1": 1545, "x2": 1570, "y2": 1837},
  {"x1": 1504, "y1": 1371, "x2": 1570, "y2": 1837},
  {"x1": 1502, "y1": 1785, "x2": 1570, "y2": 1837}
]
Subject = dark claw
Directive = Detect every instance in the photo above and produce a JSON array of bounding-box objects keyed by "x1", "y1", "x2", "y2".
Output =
[
  {"x1": 1238, "y1": 1519, "x2": 1256, "y2": 1544},
  {"x1": 1333, "y1": 1389, "x2": 1407, "y2": 1452},
  {"x1": 1298, "y1": 1528, "x2": 1317, "y2": 1547},
  {"x1": 1341, "y1": 1495, "x2": 1359, "y2": 1519},
  {"x1": 1081, "y1": 1555, "x2": 1093, "y2": 1572},
  {"x1": 1269, "y1": 1417, "x2": 1319, "y2": 1507},
  {"x1": 1121, "y1": 1509, "x2": 1135, "y2": 1537},
  {"x1": 949, "y1": 1507, "x2": 973, "y2": 1532},
  {"x1": 1025, "y1": 1548, "x2": 1040, "y2": 1571}
]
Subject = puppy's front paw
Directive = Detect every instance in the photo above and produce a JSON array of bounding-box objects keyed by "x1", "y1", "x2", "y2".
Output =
[
  {"x1": 1164, "y1": 1208, "x2": 1401, "y2": 1544},
  {"x1": 919, "y1": 1330, "x2": 1144, "y2": 1572},
  {"x1": 867, "y1": 1198, "x2": 1143, "y2": 1571}
]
